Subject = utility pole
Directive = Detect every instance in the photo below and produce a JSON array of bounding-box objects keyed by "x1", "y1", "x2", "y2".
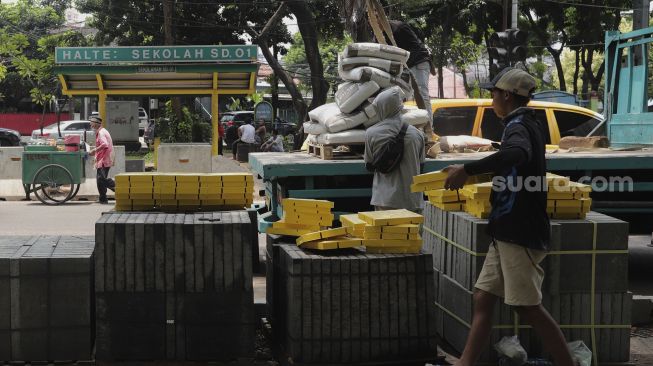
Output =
[
  {"x1": 511, "y1": 0, "x2": 518, "y2": 29},
  {"x1": 163, "y1": 0, "x2": 182, "y2": 120},
  {"x1": 633, "y1": 0, "x2": 649, "y2": 31}
]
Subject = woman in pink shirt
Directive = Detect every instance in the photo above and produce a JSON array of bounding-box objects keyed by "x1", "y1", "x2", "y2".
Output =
[{"x1": 88, "y1": 117, "x2": 115, "y2": 204}]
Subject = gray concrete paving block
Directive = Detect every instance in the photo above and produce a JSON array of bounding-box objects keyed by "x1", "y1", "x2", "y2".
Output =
[{"x1": 632, "y1": 295, "x2": 653, "y2": 325}]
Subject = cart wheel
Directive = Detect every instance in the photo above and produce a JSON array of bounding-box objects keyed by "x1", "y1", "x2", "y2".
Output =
[
  {"x1": 32, "y1": 164, "x2": 75, "y2": 205},
  {"x1": 71, "y1": 183, "x2": 81, "y2": 200}
]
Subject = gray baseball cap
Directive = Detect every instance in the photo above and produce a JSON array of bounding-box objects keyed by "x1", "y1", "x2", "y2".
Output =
[{"x1": 480, "y1": 67, "x2": 536, "y2": 97}]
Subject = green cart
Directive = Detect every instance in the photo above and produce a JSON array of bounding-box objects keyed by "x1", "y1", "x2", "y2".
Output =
[{"x1": 22, "y1": 145, "x2": 87, "y2": 205}]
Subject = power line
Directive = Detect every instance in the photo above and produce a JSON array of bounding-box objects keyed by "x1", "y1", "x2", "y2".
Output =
[{"x1": 540, "y1": 0, "x2": 630, "y2": 10}]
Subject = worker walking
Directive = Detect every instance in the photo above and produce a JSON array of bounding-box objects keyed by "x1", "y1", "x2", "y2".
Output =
[
  {"x1": 443, "y1": 68, "x2": 575, "y2": 366},
  {"x1": 88, "y1": 116, "x2": 115, "y2": 204},
  {"x1": 364, "y1": 86, "x2": 425, "y2": 211},
  {"x1": 389, "y1": 19, "x2": 435, "y2": 142}
]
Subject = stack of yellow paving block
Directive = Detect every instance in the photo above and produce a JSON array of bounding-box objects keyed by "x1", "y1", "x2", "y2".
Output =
[
  {"x1": 412, "y1": 170, "x2": 491, "y2": 212},
  {"x1": 357, "y1": 209, "x2": 424, "y2": 254},
  {"x1": 461, "y1": 182, "x2": 493, "y2": 218},
  {"x1": 295, "y1": 226, "x2": 361, "y2": 250},
  {"x1": 340, "y1": 213, "x2": 366, "y2": 238},
  {"x1": 113, "y1": 172, "x2": 253, "y2": 211},
  {"x1": 546, "y1": 173, "x2": 592, "y2": 219},
  {"x1": 266, "y1": 198, "x2": 334, "y2": 236},
  {"x1": 114, "y1": 173, "x2": 155, "y2": 211}
]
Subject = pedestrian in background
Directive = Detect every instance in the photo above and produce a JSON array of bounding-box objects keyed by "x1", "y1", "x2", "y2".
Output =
[
  {"x1": 232, "y1": 120, "x2": 256, "y2": 160},
  {"x1": 261, "y1": 128, "x2": 284, "y2": 152},
  {"x1": 255, "y1": 118, "x2": 267, "y2": 145},
  {"x1": 389, "y1": 19, "x2": 436, "y2": 143},
  {"x1": 88, "y1": 116, "x2": 115, "y2": 204},
  {"x1": 443, "y1": 68, "x2": 575, "y2": 366}
]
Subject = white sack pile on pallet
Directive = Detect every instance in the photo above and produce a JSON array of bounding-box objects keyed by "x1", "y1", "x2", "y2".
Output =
[{"x1": 303, "y1": 43, "x2": 430, "y2": 146}]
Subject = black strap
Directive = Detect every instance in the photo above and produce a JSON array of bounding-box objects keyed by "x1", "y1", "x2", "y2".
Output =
[{"x1": 398, "y1": 123, "x2": 408, "y2": 138}]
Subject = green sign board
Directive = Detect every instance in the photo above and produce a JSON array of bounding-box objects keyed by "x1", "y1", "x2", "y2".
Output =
[{"x1": 55, "y1": 45, "x2": 258, "y2": 64}]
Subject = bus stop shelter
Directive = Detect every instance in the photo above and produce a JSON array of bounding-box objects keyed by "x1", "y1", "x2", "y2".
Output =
[{"x1": 54, "y1": 45, "x2": 259, "y2": 155}]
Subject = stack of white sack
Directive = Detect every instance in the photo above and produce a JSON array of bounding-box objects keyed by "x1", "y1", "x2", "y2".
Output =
[{"x1": 303, "y1": 43, "x2": 430, "y2": 146}]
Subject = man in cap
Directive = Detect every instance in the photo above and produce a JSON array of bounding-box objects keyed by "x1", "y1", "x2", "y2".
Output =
[
  {"x1": 88, "y1": 116, "x2": 115, "y2": 204},
  {"x1": 443, "y1": 68, "x2": 575, "y2": 366},
  {"x1": 365, "y1": 86, "x2": 425, "y2": 211}
]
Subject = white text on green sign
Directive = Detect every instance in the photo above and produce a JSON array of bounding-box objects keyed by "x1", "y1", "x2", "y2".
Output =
[{"x1": 55, "y1": 45, "x2": 258, "y2": 64}]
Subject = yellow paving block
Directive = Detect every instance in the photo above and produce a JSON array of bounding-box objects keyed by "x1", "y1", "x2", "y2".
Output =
[
  {"x1": 114, "y1": 202, "x2": 132, "y2": 211},
  {"x1": 464, "y1": 182, "x2": 493, "y2": 194},
  {"x1": 115, "y1": 174, "x2": 130, "y2": 186},
  {"x1": 198, "y1": 174, "x2": 223, "y2": 184},
  {"x1": 366, "y1": 244, "x2": 421, "y2": 254},
  {"x1": 283, "y1": 198, "x2": 334, "y2": 209},
  {"x1": 221, "y1": 173, "x2": 254, "y2": 183},
  {"x1": 340, "y1": 214, "x2": 367, "y2": 229},
  {"x1": 546, "y1": 191, "x2": 576, "y2": 200},
  {"x1": 221, "y1": 186, "x2": 254, "y2": 194},
  {"x1": 361, "y1": 239, "x2": 423, "y2": 247},
  {"x1": 284, "y1": 207, "x2": 332, "y2": 217},
  {"x1": 129, "y1": 186, "x2": 153, "y2": 199},
  {"x1": 127, "y1": 173, "x2": 154, "y2": 183},
  {"x1": 350, "y1": 229, "x2": 364, "y2": 238},
  {"x1": 283, "y1": 214, "x2": 333, "y2": 227},
  {"x1": 267, "y1": 226, "x2": 314, "y2": 236},
  {"x1": 225, "y1": 198, "x2": 252, "y2": 206},
  {"x1": 432, "y1": 201, "x2": 465, "y2": 211},
  {"x1": 410, "y1": 181, "x2": 445, "y2": 193},
  {"x1": 364, "y1": 224, "x2": 420, "y2": 234},
  {"x1": 296, "y1": 227, "x2": 349, "y2": 245},
  {"x1": 199, "y1": 186, "x2": 220, "y2": 197},
  {"x1": 153, "y1": 174, "x2": 176, "y2": 183},
  {"x1": 131, "y1": 199, "x2": 155, "y2": 209},
  {"x1": 467, "y1": 209, "x2": 490, "y2": 219},
  {"x1": 358, "y1": 209, "x2": 424, "y2": 226},
  {"x1": 426, "y1": 188, "x2": 464, "y2": 199},
  {"x1": 272, "y1": 221, "x2": 322, "y2": 231},
  {"x1": 301, "y1": 237, "x2": 363, "y2": 250},
  {"x1": 115, "y1": 186, "x2": 130, "y2": 200},
  {"x1": 413, "y1": 170, "x2": 448, "y2": 184},
  {"x1": 154, "y1": 185, "x2": 176, "y2": 200},
  {"x1": 465, "y1": 199, "x2": 491, "y2": 210},
  {"x1": 363, "y1": 232, "x2": 421, "y2": 240}
]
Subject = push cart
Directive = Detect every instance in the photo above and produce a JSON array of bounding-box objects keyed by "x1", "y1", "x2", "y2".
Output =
[{"x1": 21, "y1": 145, "x2": 87, "y2": 205}]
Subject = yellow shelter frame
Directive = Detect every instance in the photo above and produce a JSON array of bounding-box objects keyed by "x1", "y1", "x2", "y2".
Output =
[{"x1": 55, "y1": 61, "x2": 259, "y2": 156}]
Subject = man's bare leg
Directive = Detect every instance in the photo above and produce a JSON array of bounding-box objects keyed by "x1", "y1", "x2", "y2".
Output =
[
  {"x1": 515, "y1": 304, "x2": 575, "y2": 366},
  {"x1": 454, "y1": 289, "x2": 498, "y2": 366}
]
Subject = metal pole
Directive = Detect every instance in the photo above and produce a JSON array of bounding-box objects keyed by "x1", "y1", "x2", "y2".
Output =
[{"x1": 511, "y1": 0, "x2": 518, "y2": 29}]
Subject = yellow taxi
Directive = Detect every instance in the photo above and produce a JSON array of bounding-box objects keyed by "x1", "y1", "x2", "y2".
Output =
[{"x1": 412, "y1": 99, "x2": 604, "y2": 144}]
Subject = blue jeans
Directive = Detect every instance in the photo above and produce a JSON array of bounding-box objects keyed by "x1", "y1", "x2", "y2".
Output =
[{"x1": 410, "y1": 61, "x2": 434, "y2": 141}]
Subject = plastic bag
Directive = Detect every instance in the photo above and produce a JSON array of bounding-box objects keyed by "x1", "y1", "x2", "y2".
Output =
[
  {"x1": 494, "y1": 335, "x2": 528, "y2": 366},
  {"x1": 568, "y1": 340, "x2": 592, "y2": 366}
]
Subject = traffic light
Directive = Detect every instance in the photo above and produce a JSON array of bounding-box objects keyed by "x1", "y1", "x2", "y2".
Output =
[{"x1": 488, "y1": 28, "x2": 528, "y2": 78}]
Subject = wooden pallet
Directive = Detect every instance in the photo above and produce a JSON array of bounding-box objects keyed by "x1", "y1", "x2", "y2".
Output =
[{"x1": 307, "y1": 142, "x2": 363, "y2": 160}]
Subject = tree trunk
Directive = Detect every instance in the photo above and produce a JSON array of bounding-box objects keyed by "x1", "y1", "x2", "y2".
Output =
[
  {"x1": 163, "y1": 0, "x2": 182, "y2": 120},
  {"x1": 572, "y1": 49, "x2": 580, "y2": 95},
  {"x1": 271, "y1": 45, "x2": 279, "y2": 120},
  {"x1": 286, "y1": 1, "x2": 328, "y2": 114},
  {"x1": 549, "y1": 47, "x2": 566, "y2": 92},
  {"x1": 437, "y1": 66, "x2": 444, "y2": 98},
  {"x1": 255, "y1": 3, "x2": 308, "y2": 123},
  {"x1": 593, "y1": 61, "x2": 605, "y2": 92}
]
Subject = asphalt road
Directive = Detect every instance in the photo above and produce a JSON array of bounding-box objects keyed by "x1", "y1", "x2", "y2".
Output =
[{"x1": 0, "y1": 200, "x2": 110, "y2": 235}]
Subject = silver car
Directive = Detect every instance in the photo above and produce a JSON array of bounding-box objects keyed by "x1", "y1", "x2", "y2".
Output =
[{"x1": 31, "y1": 120, "x2": 96, "y2": 143}]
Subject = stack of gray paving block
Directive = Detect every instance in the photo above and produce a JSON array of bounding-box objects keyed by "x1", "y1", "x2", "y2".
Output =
[
  {"x1": 423, "y1": 203, "x2": 631, "y2": 363},
  {"x1": 273, "y1": 243, "x2": 438, "y2": 364},
  {"x1": 95, "y1": 211, "x2": 254, "y2": 361},
  {"x1": 0, "y1": 235, "x2": 94, "y2": 362}
]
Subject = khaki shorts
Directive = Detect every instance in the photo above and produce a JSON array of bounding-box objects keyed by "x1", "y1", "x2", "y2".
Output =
[{"x1": 475, "y1": 239, "x2": 547, "y2": 306}]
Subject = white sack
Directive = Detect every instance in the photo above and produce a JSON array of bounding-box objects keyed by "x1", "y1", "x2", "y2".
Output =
[
  {"x1": 439, "y1": 135, "x2": 494, "y2": 152},
  {"x1": 308, "y1": 102, "x2": 379, "y2": 133},
  {"x1": 339, "y1": 56, "x2": 403, "y2": 75},
  {"x1": 309, "y1": 129, "x2": 367, "y2": 145},
  {"x1": 362, "y1": 107, "x2": 431, "y2": 128},
  {"x1": 303, "y1": 121, "x2": 328, "y2": 135},
  {"x1": 335, "y1": 81, "x2": 380, "y2": 114},
  {"x1": 338, "y1": 55, "x2": 411, "y2": 92},
  {"x1": 343, "y1": 42, "x2": 410, "y2": 63}
]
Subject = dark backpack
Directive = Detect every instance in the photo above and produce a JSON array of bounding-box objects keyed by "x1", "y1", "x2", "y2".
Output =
[{"x1": 366, "y1": 123, "x2": 409, "y2": 174}]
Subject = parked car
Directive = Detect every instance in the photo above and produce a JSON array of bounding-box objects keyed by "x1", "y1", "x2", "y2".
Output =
[
  {"x1": 415, "y1": 99, "x2": 605, "y2": 144},
  {"x1": 0, "y1": 127, "x2": 21, "y2": 146},
  {"x1": 31, "y1": 120, "x2": 95, "y2": 143},
  {"x1": 220, "y1": 111, "x2": 254, "y2": 130}
]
